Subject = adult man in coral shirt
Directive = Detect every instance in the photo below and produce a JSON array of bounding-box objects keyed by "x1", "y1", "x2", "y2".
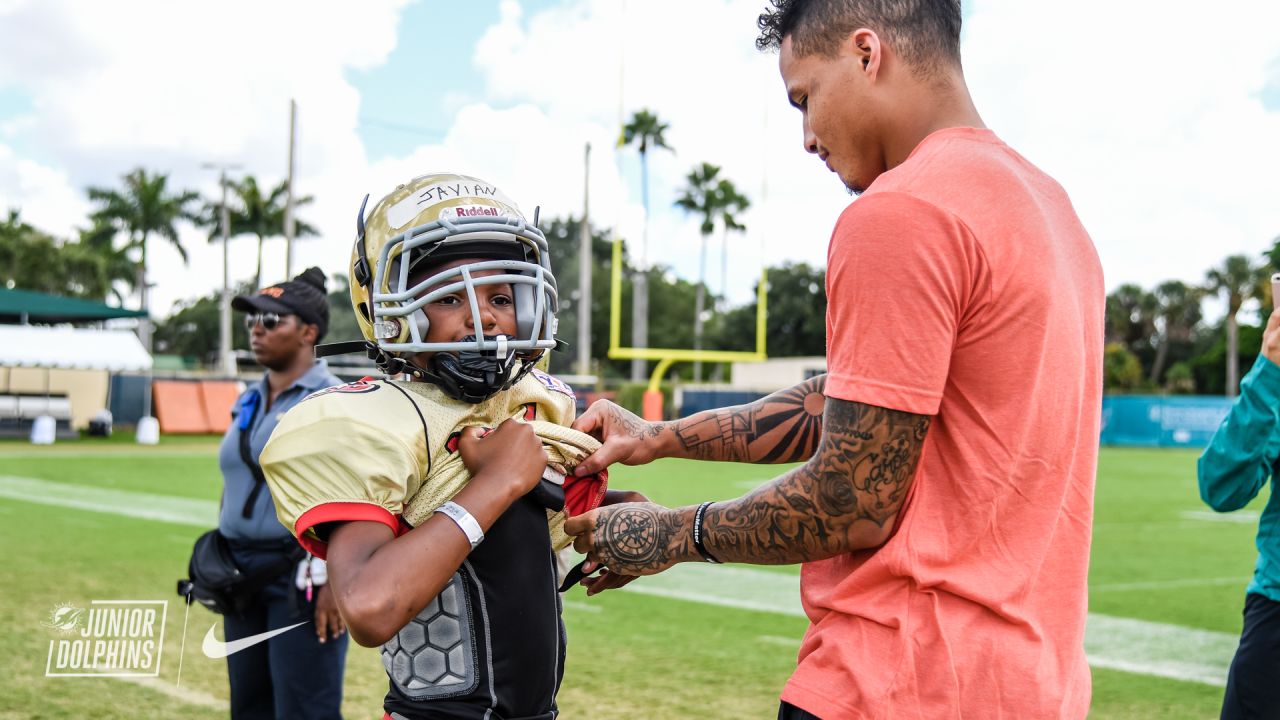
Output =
[{"x1": 565, "y1": 0, "x2": 1103, "y2": 718}]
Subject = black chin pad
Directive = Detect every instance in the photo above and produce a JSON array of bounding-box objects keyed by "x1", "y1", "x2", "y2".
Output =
[{"x1": 424, "y1": 335, "x2": 525, "y2": 403}]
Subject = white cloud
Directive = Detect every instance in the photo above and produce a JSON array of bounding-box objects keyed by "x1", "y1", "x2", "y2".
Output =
[
  {"x1": 0, "y1": 0, "x2": 410, "y2": 315},
  {"x1": 472, "y1": 0, "x2": 851, "y2": 306},
  {"x1": 0, "y1": 144, "x2": 90, "y2": 235},
  {"x1": 964, "y1": 0, "x2": 1280, "y2": 295},
  {"x1": 3, "y1": 0, "x2": 1280, "y2": 326}
]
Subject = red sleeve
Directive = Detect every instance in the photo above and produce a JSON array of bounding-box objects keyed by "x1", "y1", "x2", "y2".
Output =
[
  {"x1": 294, "y1": 502, "x2": 403, "y2": 559},
  {"x1": 824, "y1": 191, "x2": 982, "y2": 415}
]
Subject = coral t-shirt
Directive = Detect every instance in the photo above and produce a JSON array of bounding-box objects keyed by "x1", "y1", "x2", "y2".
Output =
[{"x1": 781, "y1": 127, "x2": 1103, "y2": 719}]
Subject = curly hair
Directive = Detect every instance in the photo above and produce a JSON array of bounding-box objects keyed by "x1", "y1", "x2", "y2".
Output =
[{"x1": 756, "y1": 0, "x2": 962, "y2": 75}]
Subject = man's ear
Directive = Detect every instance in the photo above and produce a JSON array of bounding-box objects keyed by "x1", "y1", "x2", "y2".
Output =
[{"x1": 847, "y1": 28, "x2": 882, "y2": 79}]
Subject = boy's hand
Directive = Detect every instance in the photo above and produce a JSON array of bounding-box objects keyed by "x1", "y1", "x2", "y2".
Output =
[{"x1": 459, "y1": 419, "x2": 546, "y2": 500}]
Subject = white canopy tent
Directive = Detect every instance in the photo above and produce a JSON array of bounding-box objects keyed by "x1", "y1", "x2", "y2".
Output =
[
  {"x1": 0, "y1": 325, "x2": 152, "y2": 371},
  {"x1": 0, "y1": 326, "x2": 152, "y2": 431}
]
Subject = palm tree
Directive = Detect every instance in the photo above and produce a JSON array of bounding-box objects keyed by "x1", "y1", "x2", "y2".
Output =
[
  {"x1": 78, "y1": 219, "x2": 139, "y2": 305},
  {"x1": 87, "y1": 168, "x2": 200, "y2": 349},
  {"x1": 676, "y1": 163, "x2": 719, "y2": 382},
  {"x1": 1147, "y1": 280, "x2": 1203, "y2": 385},
  {"x1": 676, "y1": 163, "x2": 748, "y2": 382},
  {"x1": 712, "y1": 177, "x2": 750, "y2": 314},
  {"x1": 1204, "y1": 254, "x2": 1257, "y2": 397},
  {"x1": 1104, "y1": 283, "x2": 1157, "y2": 353},
  {"x1": 203, "y1": 176, "x2": 317, "y2": 290},
  {"x1": 621, "y1": 109, "x2": 673, "y2": 381}
]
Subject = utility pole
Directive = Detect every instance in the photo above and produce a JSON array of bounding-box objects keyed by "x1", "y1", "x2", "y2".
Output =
[
  {"x1": 578, "y1": 142, "x2": 592, "y2": 377},
  {"x1": 284, "y1": 99, "x2": 297, "y2": 277},
  {"x1": 203, "y1": 162, "x2": 242, "y2": 377}
]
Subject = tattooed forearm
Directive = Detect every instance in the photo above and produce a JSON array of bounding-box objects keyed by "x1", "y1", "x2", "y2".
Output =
[
  {"x1": 607, "y1": 402, "x2": 665, "y2": 441},
  {"x1": 593, "y1": 504, "x2": 692, "y2": 572},
  {"x1": 669, "y1": 375, "x2": 828, "y2": 464},
  {"x1": 701, "y1": 398, "x2": 931, "y2": 564}
]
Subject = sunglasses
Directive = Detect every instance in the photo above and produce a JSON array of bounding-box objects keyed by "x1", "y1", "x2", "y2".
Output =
[{"x1": 243, "y1": 312, "x2": 290, "y2": 331}]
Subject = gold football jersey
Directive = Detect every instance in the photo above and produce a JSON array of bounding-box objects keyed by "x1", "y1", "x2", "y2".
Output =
[{"x1": 260, "y1": 369, "x2": 601, "y2": 558}]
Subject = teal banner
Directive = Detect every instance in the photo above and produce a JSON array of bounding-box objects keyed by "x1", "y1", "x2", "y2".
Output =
[{"x1": 1101, "y1": 396, "x2": 1234, "y2": 448}]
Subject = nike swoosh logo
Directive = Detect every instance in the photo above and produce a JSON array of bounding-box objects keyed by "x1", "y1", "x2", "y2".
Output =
[{"x1": 201, "y1": 621, "x2": 308, "y2": 658}]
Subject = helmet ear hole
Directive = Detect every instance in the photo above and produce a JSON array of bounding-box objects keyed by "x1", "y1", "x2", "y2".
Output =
[{"x1": 357, "y1": 302, "x2": 371, "y2": 322}]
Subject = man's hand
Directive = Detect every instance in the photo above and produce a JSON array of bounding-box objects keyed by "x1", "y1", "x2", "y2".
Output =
[
  {"x1": 459, "y1": 419, "x2": 546, "y2": 500},
  {"x1": 564, "y1": 501, "x2": 694, "y2": 590},
  {"x1": 567, "y1": 489, "x2": 649, "y2": 595},
  {"x1": 570, "y1": 400, "x2": 668, "y2": 477},
  {"x1": 1263, "y1": 309, "x2": 1280, "y2": 367},
  {"x1": 313, "y1": 584, "x2": 346, "y2": 643}
]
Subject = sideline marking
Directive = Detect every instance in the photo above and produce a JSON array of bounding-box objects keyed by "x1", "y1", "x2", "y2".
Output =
[{"x1": 1, "y1": 475, "x2": 1238, "y2": 687}]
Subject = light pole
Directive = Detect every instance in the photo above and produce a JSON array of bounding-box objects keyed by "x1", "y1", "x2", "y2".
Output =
[{"x1": 202, "y1": 162, "x2": 242, "y2": 377}]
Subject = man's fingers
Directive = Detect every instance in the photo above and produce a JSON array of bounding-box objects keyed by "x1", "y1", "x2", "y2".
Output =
[
  {"x1": 573, "y1": 443, "x2": 624, "y2": 477},
  {"x1": 583, "y1": 570, "x2": 637, "y2": 596},
  {"x1": 563, "y1": 512, "x2": 594, "y2": 536},
  {"x1": 570, "y1": 405, "x2": 601, "y2": 436}
]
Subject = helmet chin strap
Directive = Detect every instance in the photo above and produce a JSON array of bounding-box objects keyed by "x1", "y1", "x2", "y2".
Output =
[
  {"x1": 322, "y1": 337, "x2": 537, "y2": 404},
  {"x1": 418, "y1": 334, "x2": 532, "y2": 404}
]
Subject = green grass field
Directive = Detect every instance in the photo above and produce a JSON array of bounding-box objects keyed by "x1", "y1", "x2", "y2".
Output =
[{"x1": 0, "y1": 437, "x2": 1264, "y2": 719}]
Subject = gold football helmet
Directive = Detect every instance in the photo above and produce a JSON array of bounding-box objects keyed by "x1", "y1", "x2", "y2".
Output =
[{"x1": 344, "y1": 173, "x2": 558, "y2": 402}]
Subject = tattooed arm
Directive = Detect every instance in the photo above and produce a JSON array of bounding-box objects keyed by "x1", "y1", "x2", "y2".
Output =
[
  {"x1": 565, "y1": 397, "x2": 931, "y2": 578},
  {"x1": 569, "y1": 375, "x2": 828, "y2": 477}
]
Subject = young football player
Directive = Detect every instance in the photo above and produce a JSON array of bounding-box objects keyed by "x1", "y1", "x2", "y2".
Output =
[{"x1": 260, "y1": 173, "x2": 616, "y2": 720}]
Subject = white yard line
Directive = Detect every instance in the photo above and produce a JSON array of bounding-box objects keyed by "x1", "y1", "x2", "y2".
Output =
[
  {"x1": 0, "y1": 475, "x2": 217, "y2": 527},
  {"x1": 117, "y1": 675, "x2": 228, "y2": 711},
  {"x1": 1092, "y1": 576, "x2": 1245, "y2": 593},
  {"x1": 757, "y1": 635, "x2": 800, "y2": 648},
  {"x1": 1180, "y1": 510, "x2": 1261, "y2": 524},
  {"x1": 621, "y1": 563, "x2": 1237, "y2": 687},
  {"x1": 1, "y1": 474, "x2": 1239, "y2": 688},
  {"x1": 562, "y1": 600, "x2": 603, "y2": 614}
]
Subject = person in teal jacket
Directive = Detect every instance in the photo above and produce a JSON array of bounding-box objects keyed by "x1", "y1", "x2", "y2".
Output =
[{"x1": 1199, "y1": 308, "x2": 1280, "y2": 720}]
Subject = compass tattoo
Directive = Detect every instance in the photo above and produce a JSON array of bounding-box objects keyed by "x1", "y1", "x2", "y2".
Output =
[{"x1": 592, "y1": 504, "x2": 690, "y2": 572}]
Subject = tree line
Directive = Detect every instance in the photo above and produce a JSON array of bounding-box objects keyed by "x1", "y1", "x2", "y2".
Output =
[
  {"x1": 148, "y1": 214, "x2": 828, "y2": 380},
  {"x1": 1106, "y1": 243, "x2": 1280, "y2": 396},
  {"x1": 7, "y1": 161, "x2": 1274, "y2": 396}
]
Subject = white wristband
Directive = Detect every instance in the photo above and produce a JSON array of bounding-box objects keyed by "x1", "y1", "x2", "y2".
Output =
[{"x1": 436, "y1": 501, "x2": 485, "y2": 550}]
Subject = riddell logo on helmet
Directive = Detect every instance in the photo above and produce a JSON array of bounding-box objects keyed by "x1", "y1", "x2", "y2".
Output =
[
  {"x1": 443, "y1": 205, "x2": 503, "y2": 219},
  {"x1": 260, "y1": 287, "x2": 284, "y2": 298}
]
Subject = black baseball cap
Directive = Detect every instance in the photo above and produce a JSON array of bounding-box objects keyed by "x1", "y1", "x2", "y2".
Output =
[{"x1": 232, "y1": 266, "x2": 330, "y2": 341}]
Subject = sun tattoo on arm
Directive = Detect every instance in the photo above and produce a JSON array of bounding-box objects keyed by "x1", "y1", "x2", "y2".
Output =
[{"x1": 669, "y1": 375, "x2": 828, "y2": 464}]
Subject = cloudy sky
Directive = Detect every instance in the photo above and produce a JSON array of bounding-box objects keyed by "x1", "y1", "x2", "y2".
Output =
[{"x1": 2, "y1": 0, "x2": 1279, "y2": 321}]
